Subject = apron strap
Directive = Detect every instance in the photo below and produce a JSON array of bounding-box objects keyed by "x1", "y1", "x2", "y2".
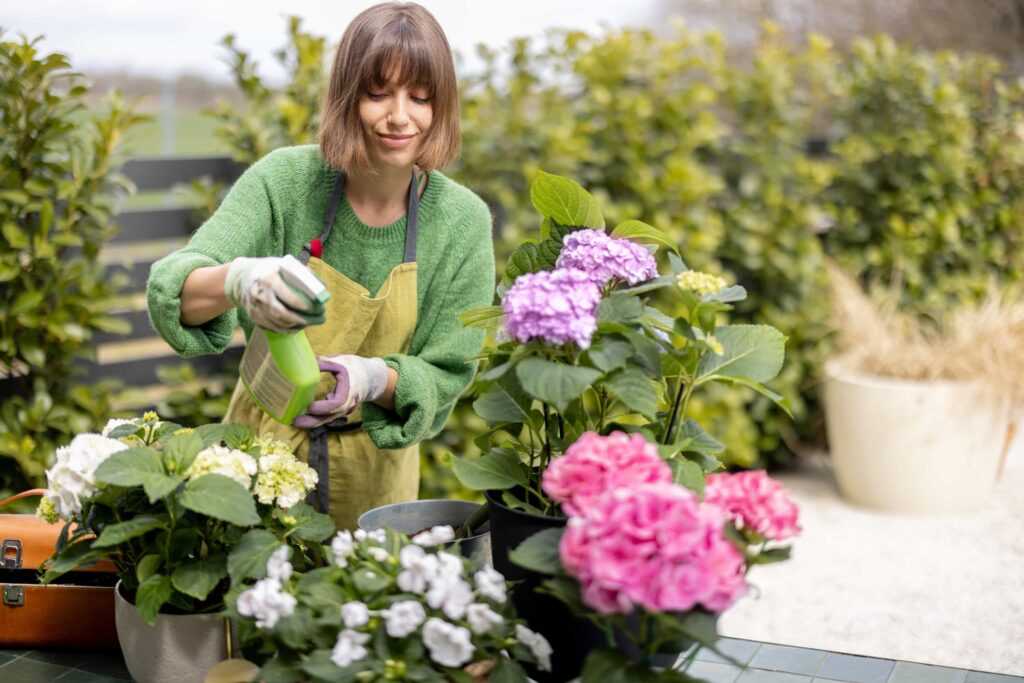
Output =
[
  {"x1": 300, "y1": 172, "x2": 346, "y2": 266},
  {"x1": 403, "y1": 169, "x2": 419, "y2": 264}
]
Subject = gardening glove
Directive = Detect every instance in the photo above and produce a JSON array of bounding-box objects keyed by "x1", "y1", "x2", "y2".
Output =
[
  {"x1": 224, "y1": 256, "x2": 326, "y2": 333},
  {"x1": 292, "y1": 355, "x2": 389, "y2": 429}
]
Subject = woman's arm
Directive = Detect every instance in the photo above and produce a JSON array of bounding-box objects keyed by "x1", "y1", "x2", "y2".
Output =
[{"x1": 179, "y1": 263, "x2": 231, "y2": 326}]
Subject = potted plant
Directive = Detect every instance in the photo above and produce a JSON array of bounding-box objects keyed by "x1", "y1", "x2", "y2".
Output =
[
  {"x1": 448, "y1": 171, "x2": 790, "y2": 679},
  {"x1": 228, "y1": 523, "x2": 551, "y2": 682},
  {"x1": 37, "y1": 411, "x2": 334, "y2": 683},
  {"x1": 822, "y1": 264, "x2": 1022, "y2": 513},
  {"x1": 509, "y1": 430, "x2": 800, "y2": 681}
]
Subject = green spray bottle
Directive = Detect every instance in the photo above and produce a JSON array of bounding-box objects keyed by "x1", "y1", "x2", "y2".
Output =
[{"x1": 239, "y1": 255, "x2": 330, "y2": 425}]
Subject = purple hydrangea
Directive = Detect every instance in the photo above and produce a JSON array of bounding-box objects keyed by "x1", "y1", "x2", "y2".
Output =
[
  {"x1": 502, "y1": 268, "x2": 602, "y2": 349},
  {"x1": 556, "y1": 229, "x2": 659, "y2": 286}
]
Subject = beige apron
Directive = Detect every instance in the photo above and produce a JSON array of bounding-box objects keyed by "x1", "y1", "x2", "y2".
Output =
[{"x1": 224, "y1": 171, "x2": 421, "y2": 531}]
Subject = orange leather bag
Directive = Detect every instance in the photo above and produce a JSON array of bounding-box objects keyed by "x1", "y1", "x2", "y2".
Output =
[{"x1": 0, "y1": 489, "x2": 119, "y2": 648}]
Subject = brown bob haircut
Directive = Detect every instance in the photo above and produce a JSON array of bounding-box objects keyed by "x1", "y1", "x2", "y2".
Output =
[{"x1": 318, "y1": 2, "x2": 460, "y2": 173}]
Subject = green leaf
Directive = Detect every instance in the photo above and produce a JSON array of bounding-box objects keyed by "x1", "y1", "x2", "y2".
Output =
[
  {"x1": 452, "y1": 449, "x2": 527, "y2": 491},
  {"x1": 696, "y1": 325, "x2": 786, "y2": 384},
  {"x1": 459, "y1": 305, "x2": 504, "y2": 330},
  {"x1": 300, "y1": 649, "x2": 358, "y2": 682},
  {"x1": 489, "y1": 656, "x2": 530, "y2": 683},
  {"x1": 509, "y1": 528, "x2": 564, "y2": 574},
  {"x1": 93, "y1": 446, "x2": 164, "y2": 486},
  {"x1": 352, "y1": 565, "x2": 391, "y2": 594},
  {"x1": 473, "y1": 374, "x2": 532, "y2": 423},
  {"x1": 161, "y1": 432, "x2": 204, "y2": 473},
  {"x1": 501, "y1": 490, "x2": 544, "y2": 515},
  {"x1": 675, "y1": 419, "x2": 726, "y2": 457},
  {"x1": 610, "y1": 219, "x2": 679, "y2": 254},
  {"x1": 516, "y1": 358, "x2": 601, "y2": 412},
  {"x1": 171, "y1": 554, "x2": 228, "y2": 601},
  {"x1": 581, "y1": 648, "x2": 660, "y2": 683},
  {"x1": 602, "y1": 367, "x2": 658, "y2": 419},
  {"x1": 136, "y1": 574, "x2": 173, "y2": 625},
  {"x1": 718, "y1": 376, "x2": 793, "y2": 417},
  {"x1": 227, "y1": 529, "x2": 280, "y2": 581},
  {"x1": 705, "y1": 285, "x2": 747, "y2": 303},
  {"x1": 41, "y1": 540, "x2": 104, "y2": 583},
  {"x1": 530, "y1": 171, "x2": 604, "y2": 229},
  {"x1": 277, "y1": 610, "x2": 316, "y2": 650},
  {"x1": 285, "y1": 501, "x2": 335, "y2": 542},
  {"x1": 179, "y1": 474, "x2": 259, "y2": 526},
  {"x1": 586, "y1": 336, "x2": 632, "y2": 373},
  {"x1": 669, "y1": 458, "x2": 705, "y2": 495},
  {"x1": 748, "y1": 546, "x2": 792, "y2": 565},
  {"x1": 597, "y1": 293, "x2": 644, "y2": 325},
  {"x1": 143, "y1": 473, "x2": 183, "y2": 503},
  {"x1": 93, "y1": 516, "x2": 167, "y2": 548},
  {"x1": 136, "y1": 554, "x2": 161, "y2": 583}
]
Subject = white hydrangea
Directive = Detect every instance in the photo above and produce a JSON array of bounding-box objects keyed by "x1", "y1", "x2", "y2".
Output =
[
  {"x1": 516, "y1": 624, "x2": 553, "y2": 672},
  {"x1": 184, "y1": 445, "x2": 257, "y2": 489},
  {"x1": 341, "y1": 601, "x2": 370, "y2": 628},
  {"x1": 422, "y1": 617, "x2": 475, "y2": 668},
  {"x1": 474, "y1": 567, "x2": 508, "y2": 605},
  {"x1": 466, "y1": 603, "x2": 504, "y2": 634},
  {"x1": 100, "y1": 418, "x2": 134, "y2": 437},
  {"x1": 254, "y1": 451, "x2": 317, "y2": 509},
  {"x1": 236, "y1": 578, "x2": 296, "y2": 629},
  {"x1": 331, "y1": 531, "x2": 356, "y2": 568},
  {"x1": 330, "y1": 629, "x2": 370, "y2": 668},
  {"x1": 381, "y1": 600, "x2": 426, "y2": 638},
  {"x1": 397, "y1": 545, "x2": 438, "y2": 594},
  {"x1": 44, "y1": 434, "x2": 129, "y2": 520},
  {"x1": 411, "y1": 525, "x2": 455, "y2": 546},
  {"x1": 265, "y1": 546, "x2": 292, "y2": 582}
]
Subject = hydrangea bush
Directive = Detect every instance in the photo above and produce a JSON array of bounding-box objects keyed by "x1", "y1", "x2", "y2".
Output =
[
  {"x1": 230, "y1": 525, "x2": 551, "y2": 682},
  {"x1": 512, "y1": 431, "x2": 800, "y2": 680},
  {"x1": 454, "y1": 172, "x2": 790, "y2": 514},
  {"x1": 38, "y1": 412, "x2": 334, "y2": 624}
]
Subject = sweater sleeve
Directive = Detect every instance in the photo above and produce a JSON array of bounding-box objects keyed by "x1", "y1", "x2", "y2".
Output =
[
  {"x1": 146, "y1": 162, "x2": 279, "y2": 358},
  {"x1": 361, "y1": 199, "x2": 495, "y2": 449}
]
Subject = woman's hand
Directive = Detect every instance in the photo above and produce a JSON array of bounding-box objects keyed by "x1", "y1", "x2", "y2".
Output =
[
  {"x1": 224, "y1": 257, "x2": 326, "y2": 332},
  {"x1": 292, "y1": 355, "x2": 395, "y2": 429}
]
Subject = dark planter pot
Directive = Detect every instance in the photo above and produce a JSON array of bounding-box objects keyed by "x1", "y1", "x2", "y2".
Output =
[{"x1": 485, "y1": 489, "x2": 605, "y2": 683}]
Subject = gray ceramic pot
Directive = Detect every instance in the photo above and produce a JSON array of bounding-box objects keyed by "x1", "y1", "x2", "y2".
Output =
[
  {"x1": 114, "y1": 581, "x2": 228, "y2": 683},
  {"x1": 357, "y1": 499, "x2": 491, "y2": 564}
]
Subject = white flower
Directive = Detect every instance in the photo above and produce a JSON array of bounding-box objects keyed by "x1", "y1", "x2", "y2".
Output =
[
  {"x1": 254, "y1": 451, "x2": 317, "y2": 509},
  {"x1": 341, "y1": 601, "x2": 370, "y2": 628},
  {"x1": 330, "y1": 629, "x2": 370, "y2": 668},
  {"x1": 426, "y1": 574, "x2": 474, "y2": 620},
  {"x1": 332, "y1": 531, "x2": 355, "y2": 568},
  {"x1": 382, "y1": 600, "x2": 426, "y2": 638},
  {"x1": 466, "y1": 603, "x2": 504, "y2": 634},
  {"x1": 411, "y1": 525, "x2": 455, "y2": 546},
  {"x1": 184, "y1": 444, "x2": 257, "y2": 489},
  {"x1": 368, "y1": 546, "x2": 390, "y2": 562},
  {"x1": 474, "y1": 567, "x2": 507, "y2": 604},
  {"x1": 422, "y1": 617, "x2": 474, "y2": 668},
  {"x1": 516, "y1": 624, "x2": 553, "y2": 672},
  {"x1": 236, "y1": 578, "x2": 296, "y2": 629},
  {"x1": 100, "y1": 418, "x2": 134, "y2": 437},
  {"x1": 265, "y1": 546, "x2": 292, "y2": 581},
  {"x1": 45, "y1": 434, "x2": 129, "y2": 520},
  {"x1": 354, "y1": 528, "x2": 387, "y2": 544},
  {"x1": 397, "y1": 545, "x2": 438, "y2": 594},
  {"x1": 434, "y1": 552, "x2": 465, "y2": 582}
]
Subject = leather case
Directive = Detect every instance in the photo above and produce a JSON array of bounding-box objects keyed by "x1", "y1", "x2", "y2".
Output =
[{"x1": 0, "y1": 489, "x2": 119, "y2": 648}]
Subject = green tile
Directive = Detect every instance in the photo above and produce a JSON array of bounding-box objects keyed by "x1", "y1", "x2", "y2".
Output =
[
  {"x1": 736, "y1": 669, "x2": 814, "y2": 683},
  {"x1": 966, "y1": 673, "x2": 1024, "y2": 683},
  {"x1": 686, "y1": 660, "x2": 745, "y2": 683},
  {"x1": 0, "y1": 648, "x2": 30, "y2": 659},
  {"x1": 751, "y1": 645, "x2": 828, "y2": 675},
  {"x1": 75, "y1": 651, "x2": 131, "y2": 679},
  {"x1": 25, "y1": 649, "x2": 97, "y2": 668},
  {"x1": 0, "y1": 652, "x2": 17, "y2": 667},
  {"x1": 696, "y1": 638, "x2": 763, "y2": 665},
  {"x1": 888, "y1": 662, "x2": 968, "y2": 683},
  {"x1": 816, "y1": 654, "x2": 895, "y2": 683},
  {"x1": 0, "y1": 655, "x2": 74, "y2": 682},
  {"x1": 56, "y1": 670, "x2": 130, "y2": 683}
]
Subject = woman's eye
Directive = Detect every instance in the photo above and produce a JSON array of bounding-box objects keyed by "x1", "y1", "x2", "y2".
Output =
[
  {"x1": 411, "y1": 95, "x2": 432, "y2": 105},
  {"x1": 366, "y1": 92, "x2": 387, "y2": 101}
]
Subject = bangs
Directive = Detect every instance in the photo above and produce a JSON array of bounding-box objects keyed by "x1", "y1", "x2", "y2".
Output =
[{"x1": 364, "y1": 27, "x2": 437, "y2": 94}]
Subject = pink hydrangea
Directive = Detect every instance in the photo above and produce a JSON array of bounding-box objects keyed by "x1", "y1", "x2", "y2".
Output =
[
  {"x1": 559, "y1": 483, "x2": 748, "y2": 614},
  {"x1": 502, "y1": 268, "x2": 602, "y2": 349},
  {"x1": 556, "y1": 229, "x2": 659, "y2": 286},
  {"x1": 542, "y1": 432, "x2": 672, "y2": 516},
  {"x1": 703, "y1": 470, "x2": 801, "y2": 541}
]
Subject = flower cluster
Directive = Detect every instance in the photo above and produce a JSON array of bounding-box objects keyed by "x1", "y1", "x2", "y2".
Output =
[
  {"x1": 704, "y1": 470, "x2": 801, "y2": 541},
  {"x1": 253, "y1": 436, "x2": 319, "y2": 509},
  {"x1": 185, "y1": 444, "x2": 258, "y2": 488},
  {"x1": 556, "y1": 229, "x2": 659, "y2": 286},
  {"x1": 560, "y1": 483, "x2": 747, "y2": 614},
  {"x1": 502, "y1": 268, "x2": 602, "y2": 349},
  {"x1": 541, "y1": 431, "x2": 672, "y2": 516},
  {"x1": 677, "y1": 269, "x2": 727, "y2": 296},
  {"x1": 41, "y1": 433, "x2": 128, "y2": 521},
  {"x1": 235, "y1": 526, "x2": 552, "y2": 676}
]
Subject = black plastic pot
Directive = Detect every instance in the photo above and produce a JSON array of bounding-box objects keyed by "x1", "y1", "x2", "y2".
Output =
[{"x1": 485, "y1": 489, "x2": 605, "y2": 682}]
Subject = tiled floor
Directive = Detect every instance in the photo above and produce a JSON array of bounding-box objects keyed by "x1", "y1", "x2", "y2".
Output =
[{"x1": 2, "y1": 638, "x2": 1021, "y2": 682}]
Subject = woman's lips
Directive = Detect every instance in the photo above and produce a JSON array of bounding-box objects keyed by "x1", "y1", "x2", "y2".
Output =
[{"x1": 378, "y1": 133, "x2": 414, "y2": 148}]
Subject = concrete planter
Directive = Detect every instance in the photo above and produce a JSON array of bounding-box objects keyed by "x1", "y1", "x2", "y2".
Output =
[
  {"x1": 358, "y1": 498, "x2": 491, "y2": 563},
  {"x1": 823, "y1": 360, "x2": 1012, "y2": 513}
]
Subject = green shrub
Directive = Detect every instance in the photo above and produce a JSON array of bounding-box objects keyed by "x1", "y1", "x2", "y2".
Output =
[{"x1": 0, "y1": 32, "x2": 145, "y2": 495}]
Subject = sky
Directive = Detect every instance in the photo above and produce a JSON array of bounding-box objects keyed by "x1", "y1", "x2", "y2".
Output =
[{"x1": 2, "y1": 0, "x2": 658, "y2": 82}]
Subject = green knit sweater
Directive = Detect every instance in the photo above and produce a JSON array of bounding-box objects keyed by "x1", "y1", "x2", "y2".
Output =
[{"x1": 147, "y1": 145, "x2": 495, "y2": 450}]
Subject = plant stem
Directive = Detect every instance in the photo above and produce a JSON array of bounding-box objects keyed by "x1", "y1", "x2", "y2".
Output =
[{"x1": 664, "y1": 375, "x2": 687, "y2": 444}]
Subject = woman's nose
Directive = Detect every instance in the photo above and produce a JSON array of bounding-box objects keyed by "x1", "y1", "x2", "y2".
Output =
[{"x1": 387, "y1": 96, "x2": 411, "y2": 127}]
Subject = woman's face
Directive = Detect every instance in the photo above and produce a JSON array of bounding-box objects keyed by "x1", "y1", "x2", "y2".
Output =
[{"x1": 359, "y1": 75, "x2": 434, "y2": 172}]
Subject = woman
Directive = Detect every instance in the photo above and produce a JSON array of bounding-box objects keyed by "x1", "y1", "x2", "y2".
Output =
[{"x1": 146, "y1": 2, "x2": 495, "y2": 531}]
